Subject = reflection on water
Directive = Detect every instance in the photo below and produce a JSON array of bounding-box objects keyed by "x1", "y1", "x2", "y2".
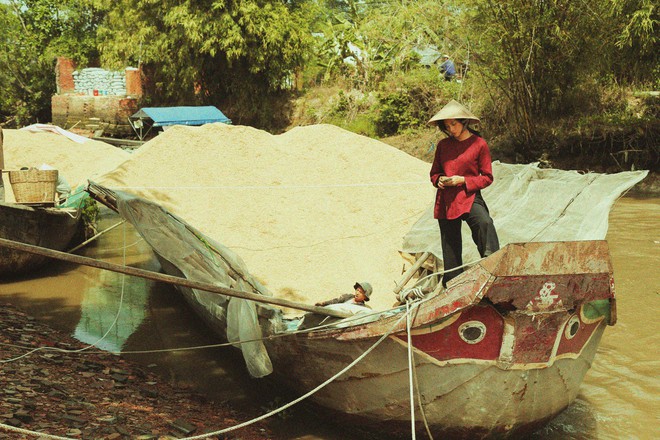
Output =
[
  {"x1": 74, "y1": 269, "x2": 149, "y2": 352},
  {"x1": 0, "y1": 198, "x2": 658, "y2": 440}
]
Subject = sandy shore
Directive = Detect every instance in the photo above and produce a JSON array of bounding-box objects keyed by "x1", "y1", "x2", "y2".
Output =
[{"x1": 0, "y1": 303, "x2": 272, "y2": 439}]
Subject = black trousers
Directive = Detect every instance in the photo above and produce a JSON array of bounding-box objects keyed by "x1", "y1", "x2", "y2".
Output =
[{"x1": 438, "y1": 192, "x2": 499, "y2": 286}]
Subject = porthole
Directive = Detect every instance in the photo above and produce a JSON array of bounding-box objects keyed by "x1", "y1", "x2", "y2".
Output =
[
  {"x1": 565, "y1": 316, "x2": 580, "y2": 339},
  {"x1": 458, "y1": 321, "x2": 486, "y2": 344}
]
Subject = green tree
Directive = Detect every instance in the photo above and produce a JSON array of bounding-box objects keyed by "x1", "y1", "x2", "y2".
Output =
[
  {"x1": 97, "y1": 0, "x2": 310, "y2": 129},
  {"x1": 463, "y1": 0, "x2": 611, "y2": 151},
  {"x1": 0, "y1": 0, "x2": 104, "y2": 126},
  {"x1": 609, "y1": 0, "x2": 658, "y2": 84}
]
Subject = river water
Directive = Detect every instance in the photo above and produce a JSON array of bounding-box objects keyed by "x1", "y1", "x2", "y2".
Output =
[{"x1": 0, "y1": 196, "x2": 658, "y2": 440}]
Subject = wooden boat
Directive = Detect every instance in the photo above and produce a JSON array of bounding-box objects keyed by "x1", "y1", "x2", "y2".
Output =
[
  {"x1": 84, "y1": 182, "x2": 616, "y2": 438},
  {"x1": 266, "y1": 240, "x2": 613, "y2": 438},
  {"x1": 0, "y1": 199, "x2": 83, "y2": 276}
]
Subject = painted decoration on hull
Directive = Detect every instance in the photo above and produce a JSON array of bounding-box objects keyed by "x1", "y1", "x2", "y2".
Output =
[
  {"x1": 395, "y1": 305, "x2": 503, "y2": 362},
  {"x1": 394, "y1": 300, "x2": 610, "y2": 367}
]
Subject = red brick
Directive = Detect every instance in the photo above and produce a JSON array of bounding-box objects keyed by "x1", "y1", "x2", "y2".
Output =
[
  {"x1": 125, "y1": 67, "x2": 143, "y2": 97},
  {"x1": 56, "y1": 57, "x2": 76, "y2": 94}
]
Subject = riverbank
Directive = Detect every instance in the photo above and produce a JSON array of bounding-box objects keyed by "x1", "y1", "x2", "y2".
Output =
[
  {"x1": 380, "y1": 130, "x2": 660, "y2": 196},
  {"x1": 0, "y1": 303, "x2": 272, "y2": 439}
]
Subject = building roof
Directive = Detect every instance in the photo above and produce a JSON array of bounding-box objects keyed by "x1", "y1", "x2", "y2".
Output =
[{"x1": 130, "y1": 106, "x2": 231, "y2": 127}]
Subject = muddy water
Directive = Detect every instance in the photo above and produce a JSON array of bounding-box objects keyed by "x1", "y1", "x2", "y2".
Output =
[{"x1": 0, "y1": 197, "x2": 658, "y2": 440}]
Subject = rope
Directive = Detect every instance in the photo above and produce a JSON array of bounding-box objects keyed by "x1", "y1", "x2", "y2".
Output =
[
  {"x1": 178, "y1": 303, "x2": 422, "y2": 439},
  {"x1": 1, "y1": 223, "x2": 130, "y2": 363},
  {"x1": 61, "y1": 207, "x2": 79, "y2": 218},
  {"x1": 412, "y1": 256, "x2": 486, "y2": 288},
  {"x1": 402, "y1": 296, "x2": 435, "y2": 439},
  {"x1": 406, "y1": 300, "x2": 417, "y2": 439},
  {"x1": 405, "y1": 297, "x2": 434, "y2": 440},
  {"x1": 0, "y1": 423, "x2": 74, "y2": 440},
  {"x1": 1, "y1": 278, "x2": 428, "y2": 438},
  {"x1": 398, "y1": 286, "x2": 427, "y2": 304},
  {"x1": 0, "y1": 305, "x2": 404, "y2": 357},
  {"x1": 0, "y1": 226, "x2": 133, "y2": 439}
]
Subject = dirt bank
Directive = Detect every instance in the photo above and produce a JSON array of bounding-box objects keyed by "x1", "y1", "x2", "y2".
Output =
[{"x1": 0, "y1": 303, "x2": 271, "y2": 439}]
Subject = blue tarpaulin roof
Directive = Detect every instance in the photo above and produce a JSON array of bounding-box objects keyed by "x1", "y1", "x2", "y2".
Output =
[{"x1": 130, "y1": 106, "x2": 231, "y2": 127}]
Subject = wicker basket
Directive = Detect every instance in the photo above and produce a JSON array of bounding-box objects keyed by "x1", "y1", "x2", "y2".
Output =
[{"x1": 9, "y1": 168, "x2": 58, "y2": 204}]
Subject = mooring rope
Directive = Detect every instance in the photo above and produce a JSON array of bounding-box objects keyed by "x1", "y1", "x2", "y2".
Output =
[
  {"x1": 0, "y1": 223, "x2": 130, "y2": 363},
  {"x1": 405, "y1": 297, "x2": 435, "y2": 440},
  {"x1": 0, "y1": 424, "x2": 74, "y2": 440},
  {"x1": 0, "y1": 303, "x2": 402, "y2": 356},
  {"x1": 0, "y1": 227, "x2": 133, "y2": 439},
  {"x1": 179, "y1": 302, "x2": 422, "y2": 440},
  {"x1": 0, "y1": 301, "x2": 426, "y2": 439},
  {"x1": 406, "y1": 300, "x2": 417, "y2": 439},
  {"x1": 1, "y1": 270, "x2": 445, "y2": 440},
  {"x1": 411, "y1": 256, "x2": 486, "y2": 289}
]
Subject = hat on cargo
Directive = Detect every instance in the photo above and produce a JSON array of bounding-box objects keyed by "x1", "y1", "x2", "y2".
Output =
[
  {"x1": 354, "y1": 282, "x2": 373, "y2": 300},
  {"x1": 427, "y1": 99, "x2": 480, "y2": 126}
]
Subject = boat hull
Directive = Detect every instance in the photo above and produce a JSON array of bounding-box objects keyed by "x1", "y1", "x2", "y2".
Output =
[
  {"x1": 0, "y1": 202, "x2": 81, "y2": 275},
  {"x1": 264, "y1": 320, "x2": 605, "y2": 438},
  {"x1": 151, "y1": 239, "x2": 613, "y2": 439}
]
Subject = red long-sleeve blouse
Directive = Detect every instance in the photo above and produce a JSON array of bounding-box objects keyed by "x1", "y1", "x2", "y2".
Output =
[{"x1": 430, "y1": 135, "x2": 494, "y2": 220}]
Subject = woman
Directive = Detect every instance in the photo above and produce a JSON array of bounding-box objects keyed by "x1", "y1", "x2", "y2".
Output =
[{"x1": 428, "y1": 100, "x2": 499, "y2": 287}]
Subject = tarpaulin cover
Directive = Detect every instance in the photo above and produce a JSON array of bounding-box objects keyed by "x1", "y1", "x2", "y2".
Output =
[
  {"x1": 113, "y1": 191, "x2": 275, "y2": 378},
  {"x1": 400, "y1": 162, "x2": 649, "y2": 263},
  {"x1": 130, "y1": 106, "x2": 231, "y2": 127}
]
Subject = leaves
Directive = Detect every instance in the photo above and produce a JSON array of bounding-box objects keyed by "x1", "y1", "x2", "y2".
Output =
[{"x1": 94, "y1": 0, "x2": 309, "y2": 127}]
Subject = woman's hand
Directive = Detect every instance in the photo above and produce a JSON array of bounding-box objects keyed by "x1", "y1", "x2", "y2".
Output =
[{"x1": 438, "y1": 175, "x2": 465, "y2": 188}]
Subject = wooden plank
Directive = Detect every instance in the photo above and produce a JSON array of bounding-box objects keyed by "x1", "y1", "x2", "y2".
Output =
[
  {"x1": 393, "y1": 251, "x2": 431, "y2": 294},
  {"x1": 92, "y1": 136, "x2": 145, "y2": 148}
]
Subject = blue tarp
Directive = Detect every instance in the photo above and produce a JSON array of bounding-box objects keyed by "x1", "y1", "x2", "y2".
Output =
[{"x1": 130, "y1": 106, "x2": 232, "y2": 127}]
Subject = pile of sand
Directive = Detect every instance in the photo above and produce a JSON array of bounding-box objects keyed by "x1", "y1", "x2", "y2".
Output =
[
  {"x1": 2, "y1": 129, "x2": 130, "y2": 190},
  {"x1": 95, "y1": 123, "x2": 435, "y2": 311}
]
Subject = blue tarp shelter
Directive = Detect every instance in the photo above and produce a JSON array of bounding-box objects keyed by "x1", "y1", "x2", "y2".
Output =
[
  {"x1": 130, "y1": 106, "x2": 231, "y2": 127},
  {"x1": 129, "y1": 105, "x2": 231, "y2": 139}
]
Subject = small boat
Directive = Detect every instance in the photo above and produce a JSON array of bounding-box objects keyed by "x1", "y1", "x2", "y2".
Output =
[
  {"x1": 0, "y1": 193, "x2": 85, "y2": 276},
  {"x1": 84, "y1": 182, "x2": 618, "y2": 438}
]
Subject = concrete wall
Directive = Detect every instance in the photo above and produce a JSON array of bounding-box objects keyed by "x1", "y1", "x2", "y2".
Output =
[
  {"x1": 52, "y1": 57, "x2": 143, "y2": 136},
  {"x1": 51, "y1": 95, "x2": 139, "y2": 135}
]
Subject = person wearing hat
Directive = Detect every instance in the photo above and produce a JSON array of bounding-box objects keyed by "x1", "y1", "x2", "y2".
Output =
[
  {"x1": 438, "y1": 54, "x2": 456, "y2": 81},
  {"x1": 315, "y1": 282, "x2": 373, "y2": 308},
  {"x1": 428, "y1": 100, "x2": 500, "y2": 287}
]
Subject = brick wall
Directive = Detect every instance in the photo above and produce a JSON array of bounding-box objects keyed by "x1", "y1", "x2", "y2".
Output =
[{"x1": 55, "y1": 57, "x2": 76, "y2": 94}]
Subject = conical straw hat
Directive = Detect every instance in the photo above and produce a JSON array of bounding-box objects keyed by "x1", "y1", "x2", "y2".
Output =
[{"x1": 427, "y1": 100, "x2": 480, "y2": 126}]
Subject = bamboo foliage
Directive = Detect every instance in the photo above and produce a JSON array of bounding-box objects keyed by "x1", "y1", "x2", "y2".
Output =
[{"x1": 0, "y1": 0, "x2": 656, "y2": 133}]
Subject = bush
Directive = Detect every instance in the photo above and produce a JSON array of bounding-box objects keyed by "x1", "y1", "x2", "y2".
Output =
[{"x1": 374, "y1": 68, "x2": 460, "y2": 137}]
